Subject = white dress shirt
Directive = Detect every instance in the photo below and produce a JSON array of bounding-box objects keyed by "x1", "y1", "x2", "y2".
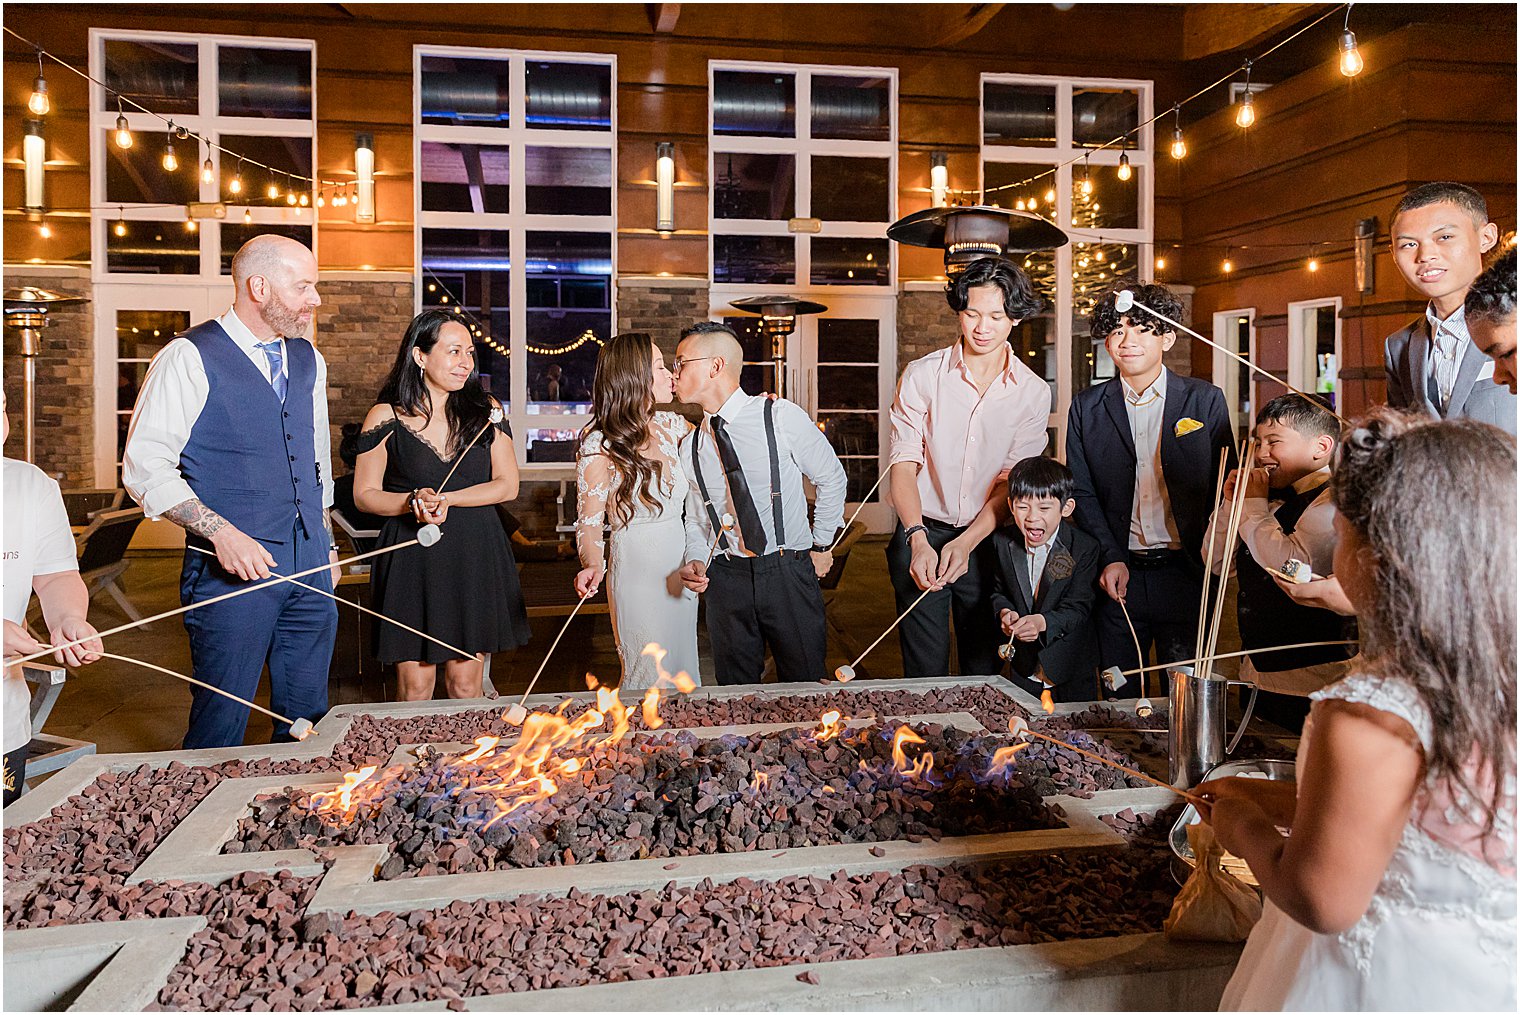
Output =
[
  {"x1": 1426, "y1": 303, "x2": 1471, "y2": 411},
  {"x1": 681, "y1": 390, "x2": 847, "y2": 561},
  {"x1": 1208, "y1": 466, "x2": 1337, "y2": 579},
  {"x1": 1123, "y1": 371, "x2": 1181, "y2": 550},
  {"x1": 888, "y1": 343, "x2": 1051, "y2": 528},
  {"x1": 122, "y1": 308, "x2": 333, "y2": 520},
  {"x1": 1027, "y1": 539, "x2": 1053, "y2": 592},
  {"x1": 3, "y1": 459, "x2": 79, "y2": 754}
]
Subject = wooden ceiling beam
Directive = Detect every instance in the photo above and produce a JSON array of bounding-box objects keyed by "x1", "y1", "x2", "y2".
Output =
[
  {"x1": 1182, "y1": 3, "x2": 1321, "y2": 61},
  {"x1": 646, "y1": 4, "x2": 681, "y2": 34},
  {"x1": 930, "y1": 4, "x2": 1006, "y2": 49}
]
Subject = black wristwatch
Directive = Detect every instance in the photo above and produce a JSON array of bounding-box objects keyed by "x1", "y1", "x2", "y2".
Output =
[{"x1": 903, "y1": 523, "x2": 928, "y2": 542}]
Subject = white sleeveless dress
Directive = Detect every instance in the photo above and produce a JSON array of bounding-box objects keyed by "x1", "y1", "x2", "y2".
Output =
[
  {"x1": 1221, "y1": 671, "x2": 1517, "y2": 1011},
  {"x1": 576, "y1": 412, "x2": 701, "y2": 690}
]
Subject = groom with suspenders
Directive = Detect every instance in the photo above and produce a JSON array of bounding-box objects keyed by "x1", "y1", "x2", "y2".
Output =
[{"x1": 673, "y1": 322, "x2": 848, "y2": 684}]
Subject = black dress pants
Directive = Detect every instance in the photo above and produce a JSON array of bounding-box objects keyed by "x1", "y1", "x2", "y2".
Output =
[
  {"x1": 706, "y1": 550, "x2": 827, "y2": 684},
  {"x1": 1096, "y1": 553, "x2": 1204, "y2": 698},
  {"x1": 886, "y1": 518, "x2": 1000, "y2": 677}
]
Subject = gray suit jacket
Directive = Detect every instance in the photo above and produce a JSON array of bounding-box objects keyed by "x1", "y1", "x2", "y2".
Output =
[{"x1": 1384, "y1": 316, "x2": 1516, "y2": 434}]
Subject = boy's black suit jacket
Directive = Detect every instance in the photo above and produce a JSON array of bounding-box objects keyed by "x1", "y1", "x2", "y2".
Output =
[
  {"x1": 989, "y1": 521, "x2": 1101, "y2": 701},
  {"x1": 1065, "y1": 369, "x2": 1236, "y2": 572}
]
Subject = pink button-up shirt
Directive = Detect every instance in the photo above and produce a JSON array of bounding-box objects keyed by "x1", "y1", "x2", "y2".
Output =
[{"x1": 888, "y1": 343, "x2": 1052, "y2": 527}]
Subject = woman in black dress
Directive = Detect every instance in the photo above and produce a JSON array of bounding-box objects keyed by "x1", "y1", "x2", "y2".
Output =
[{"x1": 353, "y1": 309, "x2": 531, "y2": 699}]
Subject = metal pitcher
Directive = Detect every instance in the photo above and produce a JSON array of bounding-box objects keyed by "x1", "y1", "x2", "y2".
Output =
[{"x1": 1166, "y1": 664, "x2": 1259, "y2": 789}]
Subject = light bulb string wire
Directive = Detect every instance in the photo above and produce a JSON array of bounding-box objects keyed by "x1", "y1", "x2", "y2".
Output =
[
  {"x1": 6, "y1": 24, "x2": 348, "y2": 195},
  {"x1": 952, "y1": 2, "x2": 1350, "y2": 201}
]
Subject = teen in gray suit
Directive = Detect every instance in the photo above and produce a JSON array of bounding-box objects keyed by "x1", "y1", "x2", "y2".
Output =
[{"x1": 1383, "y1": 182, "x2": 1515, "y2": 434}]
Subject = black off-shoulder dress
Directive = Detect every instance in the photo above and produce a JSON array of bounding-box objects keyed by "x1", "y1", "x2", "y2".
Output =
[{"x1": 357, "y1": 414, "x2": 532, "y2": 664}]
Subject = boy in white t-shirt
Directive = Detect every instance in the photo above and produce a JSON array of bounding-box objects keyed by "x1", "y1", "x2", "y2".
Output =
[{"x1": 2, "y1": 397, "x2": 101, "y2": 805}]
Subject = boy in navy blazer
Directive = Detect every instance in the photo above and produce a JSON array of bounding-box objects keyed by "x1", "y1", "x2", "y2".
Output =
[
  {"x1": 1066, "y1": 283, "x2": 1235, "y2": 692},
  {"x1": 990, "y1": 457, "x2": 1102, "y2": 702}
]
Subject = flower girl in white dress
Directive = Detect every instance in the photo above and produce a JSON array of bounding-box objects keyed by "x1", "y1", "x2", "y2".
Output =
[
  {"x1": 574, "y1": 335, "x2": 699, "y2": 690},
  {"x1": 1199, "y1": 410, "x2": 1515, "y2": 1011}
]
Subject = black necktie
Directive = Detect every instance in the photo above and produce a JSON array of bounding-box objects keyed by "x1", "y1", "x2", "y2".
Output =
[{"x1": 710, "y1": 415, "x2": 767, "y2": 555}]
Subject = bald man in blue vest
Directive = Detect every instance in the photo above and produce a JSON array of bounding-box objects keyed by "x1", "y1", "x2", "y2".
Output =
[{"x1": 124, "y1": 235, "x2": 340, "y2": 749}]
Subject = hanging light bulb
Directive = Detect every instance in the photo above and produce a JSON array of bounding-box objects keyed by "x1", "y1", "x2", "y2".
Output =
[
  {"x1": 38, "y1": 219, "x2": 52, "y2": 239},
  {"x1": 114, "y1": 97, "x2": 133, "y2": 149},
  {"x1": 1170, "y1": 104, "x2": 1188, "y2": 160},
  {"x1": 286, "y1": 179, "x2": 298, "y2": 206},
  {"x1": 161, "y1": 124, "x2": 179, "y2": 172},
  {"x1": 1235, "y1": 62, "x2": 1257, "y2": 129},
  {"x1": 1222, "y1": 251, "x2": 1234, "y2": 273},
  {"x1": 299, "y1": 189, "x2": 309, "y2": 207},
  {"x1": 114, "y1": 207, "x2": 127, "y2": 237},
  {"x1": 1155, "y1": 254, "x2": 1167, "y2": 271},
  {"x1": 229, "y1": 159, "x2": 243, "y2": 196},
  {"x1": 1339, "y1": 6, "x2": 1364, "y2": 77},
  {"x1": 315, "y1": 188, "x2": 326, "y2": 208},
  {"x1": 28, "y1": 50, "x2": 50, "y2": 117},
  {"x1": 266, "y1": 171, "x2": 280, "y2": 200},
  {"x1": 1080, "y1": 159, "x2": 1093, "y2": 197},
  {"x1": 1308, "y1": 255, "x2": 1320, "y2": 272},
  {"x1": 1015, "y1": 198, "x2": 1026, "y2": 211},
  {"x1": 1117, "y1": 152, "x2": 1132, "y2": 182},
  {"x1": 185, "y1": 217, "x2": 198, "y2": 233},
  {"x1": 333, "y1": 186, "x2": 347, "y2": 207},
  {"x1": 201, "y1": 151, "x2": 214, "y2": 185},
  {"x1": 243, "y1": 208, "x2": 253, "y2": 225}
]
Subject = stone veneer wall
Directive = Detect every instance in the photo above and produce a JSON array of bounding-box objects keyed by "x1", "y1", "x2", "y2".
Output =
[
  {"x1": 314, "y1": 274, "x2": 417, "y2": 459},
  {"x1": 616, "y1": 278, "x2": 710, "y2": 358},
  {"x1": 2, "y1": 268, "x2": 95, "y2": 486}
]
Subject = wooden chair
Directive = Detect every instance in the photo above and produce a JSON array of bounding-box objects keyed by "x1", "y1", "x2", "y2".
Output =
[
  {"x1": 18, "y1": 661, "x2": 95, "y2": 794},
  {"x1": 60, "y1": 488, "x2": 125, "y2": 529}
]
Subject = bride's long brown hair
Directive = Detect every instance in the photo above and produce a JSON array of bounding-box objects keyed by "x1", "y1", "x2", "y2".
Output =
[{"x1": 582, "y1": 333, "x2": 663, "y2": 528}]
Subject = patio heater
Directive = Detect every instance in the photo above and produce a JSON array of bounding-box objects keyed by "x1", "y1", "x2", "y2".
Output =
[
  {"x1": 726, "y1": 295, "x2": 827, "y2": 399},
  {"x1": 4, "y1": 286, "x2": 89, "y2": 464},
  {"x1": 887, "y1": 204, "x2": 1068, "y2": 274}
]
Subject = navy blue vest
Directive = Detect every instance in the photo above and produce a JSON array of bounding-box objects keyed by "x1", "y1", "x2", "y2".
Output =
[{"x1": 180, "y1": 319, "x2": 324, "y2": 544}]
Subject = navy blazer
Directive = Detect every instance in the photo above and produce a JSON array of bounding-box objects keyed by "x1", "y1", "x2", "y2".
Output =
[
  {"x1": 989, "y1": 520, "x2": 1101, "y2": 700},
  {"x1": 1065, "y1": 369, "x2": 1236, "y2": 571}
]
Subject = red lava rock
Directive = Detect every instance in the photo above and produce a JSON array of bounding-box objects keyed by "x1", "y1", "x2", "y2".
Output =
[
  {"x1": 797, "y1": 970, "x2": 820, "y2": 985},
  {"x1": 869, "y1": 846, "x2": 885, "y2": 857}
]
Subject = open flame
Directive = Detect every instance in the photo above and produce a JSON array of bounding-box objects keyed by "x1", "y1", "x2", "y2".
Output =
[
  {"x1": 641, "y1": 686, "x2": 663, "y2": 730},
  {"x1": 308, "y1": 644, "x2": 704, "y2": 830},
  {"x1": 309, "y1": 765, "x2": 379, "y2": 815},
  {"x1": 890, "y1": 725, "x2": 934, "y2": 779},
  {"x1": 1040, "y1": 687, "x2": 1055, "y2": 714},
  {"x1": 986, "y1": 743, "x2": 1028, "y2": 779},
  {"x1": 813, "y1": 709, "x2": 846, "y2": 741}
]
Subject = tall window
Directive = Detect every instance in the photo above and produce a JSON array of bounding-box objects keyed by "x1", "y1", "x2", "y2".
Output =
[
  {"x1": 90, "y1": 30, "x2": 317, "y2": 279},
  {"x1": 981, "y1": 74, "x2": 1153, "y2": 443},
  {"x1": 415, "y1": 47, "x2": 616, "y2": 466},
  {"x1": 710, "y1": 62, "x2": 897, "y2": 288}
]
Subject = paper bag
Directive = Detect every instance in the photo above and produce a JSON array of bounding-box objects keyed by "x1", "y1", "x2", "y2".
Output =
[{"x1": 1163, "y1": 821, "x2": 1263, "y2": 942}]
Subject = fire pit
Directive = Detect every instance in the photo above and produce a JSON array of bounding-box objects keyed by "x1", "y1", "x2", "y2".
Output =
[{"x1": 3, "y1": 676, "x2": 1243, "y2": 1010}]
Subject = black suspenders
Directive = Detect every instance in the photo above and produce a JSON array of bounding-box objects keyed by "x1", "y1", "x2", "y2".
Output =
[{"x1": 691, "y1": 398, "x2": 785, "y2": 557}]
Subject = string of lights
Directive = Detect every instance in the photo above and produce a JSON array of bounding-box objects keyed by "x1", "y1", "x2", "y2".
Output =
[
  {"x1": 4, "y1": 24, "x2": 353, "y2": 208},
  {"x1": 419, "y1": 267, "x2": 607, "y2": 358},
  {"x1": 947, "y1": 3, "x2": 1362, "y2": 202}
]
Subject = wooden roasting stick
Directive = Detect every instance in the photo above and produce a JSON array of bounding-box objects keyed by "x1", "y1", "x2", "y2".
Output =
[
  {"x1": 98, "y1": 651, "x2": 317, "y2": 739},
  {"x1": 187, "y1": 545, "x2": 481, "y2": 663},
  {"x1": 1201, "y1": 441, "x2": 1258, "y2": 684},
  {"x1": 5, "y1": 531, "x2": 441, "y2": 670},
  {"x1": 1009, "y1": 716, "x2": 1205, "y2": 806}
]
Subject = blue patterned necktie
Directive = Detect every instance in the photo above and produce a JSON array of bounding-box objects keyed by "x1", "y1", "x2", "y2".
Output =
[{"x1": 257, "y1": 339, "x2": 287, "y2": 402}]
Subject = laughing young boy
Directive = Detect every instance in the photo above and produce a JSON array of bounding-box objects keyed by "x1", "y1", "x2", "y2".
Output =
[
  {"x1": 989, "y1": 456, "x2": 1101, "y2": 702},
  {"x1": 1205, "y1": 394, "x2": 1359, "y2": 732}
]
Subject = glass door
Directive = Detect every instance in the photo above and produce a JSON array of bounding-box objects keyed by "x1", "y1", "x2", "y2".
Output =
[
  {"x1": 715, "y1": 293, "x2": 896, "y2": 532},
  {"x1": 93, "y1": 283, "x2": 223, "y2": 547}
]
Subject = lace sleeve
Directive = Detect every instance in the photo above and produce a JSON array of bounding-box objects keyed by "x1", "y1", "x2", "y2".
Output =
[
  {"x1": 575, "y1": 434, "x2": 616, "y2": 569},
  {"x1": 1312, "y1": 671, "x2": 1434, "y2": 751}
]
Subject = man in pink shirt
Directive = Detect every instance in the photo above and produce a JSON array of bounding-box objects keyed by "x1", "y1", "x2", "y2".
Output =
[{"x1": 887, "y1": 256, "x2": 1052, "y2": 676}]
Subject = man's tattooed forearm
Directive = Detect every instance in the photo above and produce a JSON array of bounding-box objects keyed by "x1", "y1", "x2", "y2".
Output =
[{"x1": 164, "y1": 498, "x2": 230, "y2": 539}]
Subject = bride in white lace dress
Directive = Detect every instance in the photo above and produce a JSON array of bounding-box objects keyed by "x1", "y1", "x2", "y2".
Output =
[
  {"x1": 574, "y1": 335, "x2": 699, "y2": 690},
  {"x1": 1200, "y1": 410, "x2": 1515, "y2": 1011}
]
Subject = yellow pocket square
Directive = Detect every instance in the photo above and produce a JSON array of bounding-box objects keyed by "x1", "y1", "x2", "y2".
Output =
[{"x1": 1174, "y1": 417, "x2": 1204, "y2": 438}]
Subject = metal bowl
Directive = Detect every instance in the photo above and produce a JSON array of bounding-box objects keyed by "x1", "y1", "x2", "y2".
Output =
[{"x1": 1169, "y1": 757, "x2": 1295, "y2": 887}]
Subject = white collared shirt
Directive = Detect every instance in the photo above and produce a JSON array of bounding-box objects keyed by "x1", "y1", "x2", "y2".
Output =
[
  {"x1": 681, "y1": 389, "x2": 848, "y2": 560},
  {"x1": 1426, "y1": 303, "x2": 1471, "y2": 410},
  {"x1": 1208, "y1": 466, "x2": 1337, "y2": 578},
  {"x1": 1027, "y1": 539, "x2": 1053, "y2": 592},
  {"x1": 1123, "y1": 371, "x2": 1181, "y2": 551},
  {"x1": 122, "y1": 307, "x2": 333, "y2": 520}
]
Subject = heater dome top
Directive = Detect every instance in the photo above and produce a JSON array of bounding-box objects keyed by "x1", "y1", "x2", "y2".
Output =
[
  {"x1": 4, "y1": 286, "x2": 88, "y2": 308},
  {"x1": 887, "y1": 204, "x2": 1069, "y2": 256},
  {"x1": 728, "y1": 295, "x2": 828, "y2": 317}
]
